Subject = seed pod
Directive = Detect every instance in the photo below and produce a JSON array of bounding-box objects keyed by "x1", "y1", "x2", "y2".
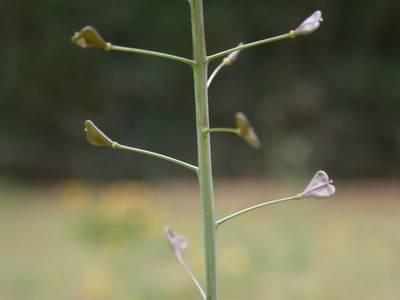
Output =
[
  {"x1": 294, "y1": 10, "x2": 323, "y2": 36},
  {"x1": 235, "y1": 112, "x2": 261, "y2": 149},
  {"x1": 84, "y1": 120, "x2": 114, "y2": 147},
  {"x1": 300, "y1": 170, "x2": 335, "y2": 199},
  {"x1": 71, "y1": 26, "x2": 108, "y2": 49},
  {"x1": 223, "y1": 43, "x2": 244, "y2": 66},
  {"x1": 165, "y1": 227, "x2": 189, "y2": 262}
]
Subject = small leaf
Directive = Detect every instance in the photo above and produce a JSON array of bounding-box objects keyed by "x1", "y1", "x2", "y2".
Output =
[
  {"x1": 235, "y1": 112, "x2": 261, "y2": 149},
  {"x1": 164, "y1": 227, "x2": 189, "y2": 262},
  {"x1": 294, "y1": 10, "x2": 323, "y2": 36},
  {"x1": 84, "y1": 120, "x2": 114, "y2": 147},
  {"x1": 71, "y1": 26, "x2": 108, "y2": 49},
  {"x1": 300, "y1": 170, "x2": 335, "y2": 199}
]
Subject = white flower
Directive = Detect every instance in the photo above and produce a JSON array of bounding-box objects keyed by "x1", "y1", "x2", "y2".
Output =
[
  {"x1": 293, "y1": 11, "x2": 323, "y2": 36},
  {"x1": 299, "y1": 170, "x2": 335, "y2": 199}
]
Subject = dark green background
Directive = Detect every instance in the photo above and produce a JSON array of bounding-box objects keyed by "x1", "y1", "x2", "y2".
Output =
[{"x1": 1, "y1": 0, "x2": 399, "y2": 181}]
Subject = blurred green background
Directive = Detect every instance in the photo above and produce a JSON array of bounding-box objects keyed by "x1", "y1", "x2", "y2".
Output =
[
  {"x1": 1, "y1": 180, "x2": 399, "y2": 300},
  {"x1": 1, "y1": 1, "x2": 399, "y2": 300},
  {"x1": 1, "y1": 0, "x2": 400, "y2": 181}
]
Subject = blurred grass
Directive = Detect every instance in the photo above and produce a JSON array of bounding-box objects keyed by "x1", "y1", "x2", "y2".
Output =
[{"x1": 0, "y1": 179, "x2": 399, "y2": 300}]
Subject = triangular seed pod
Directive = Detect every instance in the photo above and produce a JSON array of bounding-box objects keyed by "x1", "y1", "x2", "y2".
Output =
[
  {"x1": 71, "y1": 26, "x2": 108, "y2": 49},
  {"x1": 300, "y1": 170, "x2": 336, "y2": 199},
  {"x1": 293, "y1": 11, "x2": 323, "y2": 36},
  {"x1": 235, "y1": 112, "x2": 261, "y2": 149},
  {"x1": 165, "y1": 227, "x2": 189, "y2": 262},
  {"x1": 84, "y1": 120, "x2": 114, "y2": 147}
]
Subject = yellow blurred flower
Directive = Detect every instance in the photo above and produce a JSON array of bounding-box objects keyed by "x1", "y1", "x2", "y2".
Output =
[{"x1": 81, "y1": 269, "x2": 112, "y2": 300}]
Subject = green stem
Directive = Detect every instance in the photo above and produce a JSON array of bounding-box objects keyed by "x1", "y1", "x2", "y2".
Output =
[
  {"x1": 112, "y1": 142, "x2": 198, "y2": 173},
  {"x1": 107, "y1": 44, "x2": 195, "y2": 66},
  {"x1": 205, "y1": 128, "x2": 239, "y2": 135},
  {"x1": 207, "y1": 61, "x2": 226, "y2": 88},
  {"x1": 216, "y1": 195, "x2": 300, "y2": 227},
  {"x1": 207, "y1": 32, "x2": 294, "y2": 62},
  {"x1": 190, "y1": 1, "x2": 218, "y2": 300},
  {"x1": 178, "y1": 258, "x2": 206, "y2": 300}
]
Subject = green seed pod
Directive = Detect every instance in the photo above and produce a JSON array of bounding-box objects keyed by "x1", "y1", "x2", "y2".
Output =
[
  {"x1": 84, "y1": 120, "x2": 114, "y2": 147},
  {"x1": 71, "y1": 26, "x2": 108, "y2": 49},
  {"x1": 235, "y1": 112, "x2": 261, "y2": 149}
]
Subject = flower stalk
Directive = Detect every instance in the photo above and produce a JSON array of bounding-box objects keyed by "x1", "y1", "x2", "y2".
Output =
[
  {"x1": 207, "y1": 32, "x2": 294, "y2": 62},
  {"x1": 217, "y1": 170, "x2": 335, "y2": 227},
  {"x1": 217, "y1": 195, "x2": 300, "y2": 227},
  {"x1": 73, "y1": 5, "x2": 328, "y2": 300},
  {"x1": 107, "y1": 44, "x2": 195, "y2": 66},
  {"x1": 84, "y1": 120, "x2": 197, "y2": 173},
  {"x1": 207, "y1": 43, "x2": 243, "y2": 88},
  {"x1": 165, "y1": 227, "x2": 206, "y2": 299},
  {"x1": 189, "y1": 0, "x2": 218, "y2": 299}
]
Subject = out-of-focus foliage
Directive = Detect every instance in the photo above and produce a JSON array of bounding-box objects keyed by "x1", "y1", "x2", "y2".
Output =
[{"x1": 1, "y1": 0, "x2": 399, "y2": 181}]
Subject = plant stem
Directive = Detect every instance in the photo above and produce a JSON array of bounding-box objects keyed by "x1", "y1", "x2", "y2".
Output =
[
  {"x1": 179, "y1": 259, "x2": 207, "y2": 300},
  {"x1": 107, "y1": 44, "x2": 195, "y2": 66},
  {"x1": 207, "y1": 62, "x2": 226, "y2": 88},
  {"x1": 112, "y1": 142, "x2": 198, "y2": 173},
  {"x1": 190, "y1": 1, "x2": 218, "y2": 300},
  {"x1": 216, "y1": 195, "x2": 300, "y2": 227},
  {"x1": 205, "y1": 128, "x2": 239, "y2": 135},
  {"x1": 207, "y1": 32, "x2": 294, "y2": 62}
]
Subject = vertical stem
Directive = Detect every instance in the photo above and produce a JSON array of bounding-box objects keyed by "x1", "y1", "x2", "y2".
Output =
[{"x1": 189, "y1": 1, "x2": 218, "y2": 300}]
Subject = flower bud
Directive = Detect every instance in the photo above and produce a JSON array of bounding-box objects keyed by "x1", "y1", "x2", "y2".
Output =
[
  {"x1": 300, "y1": 170, "x2": 335, "y2": 199},
  {"x1": 235, "y1": 112, "x2": 261, "y2": 149},
  {"x1": 71, "y1": 26, "x2": 108, "y2": 49},
  {"x1": 293, "y1": 10, "x2": 323, "y2": 36},
  {"x1": 165, "y1": 227, "x2": 189, "y2": 262},
  {"x1": 223, "y1": 43, "x2": 244, "y2": 66},
  {"x1": 84, "y1": 120, "x2": 114, "y2": 147}
]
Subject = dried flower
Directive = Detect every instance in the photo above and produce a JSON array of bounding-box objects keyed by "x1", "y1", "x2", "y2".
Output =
[
  {"x1": 299, "y1": 170, "x2": 335, "y2": 199},
  {"x1": 84, "y1": 120, "x2": 114, "y2": 147},
  {"x1": 71, "y1": 26, "x2": 108, "y2": 49},
  {"x1": 165, "y1": 227, "x2": 189, "y2": 262},
  {"x1": 293, "y1": 10, "x2": 323, "y2": 36},
  {"x1": 235, "y1": 112, "x2": 261, "y2": 149},
  {"x1": 223, "y1": 43, "x2": 244, "y2": 66}
]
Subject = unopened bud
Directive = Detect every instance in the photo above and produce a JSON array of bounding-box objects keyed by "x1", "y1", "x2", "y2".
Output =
[
  {"x1": 84, "y1": 120, "x2": 114, "y2": 147},
  {"x1": 235, "y1": 112, "x2": 261, "y2": 149},
  {"x1": 299, "y1": 170, "x2": 335, "y2": 199},
  {"x1": 293, "y1": 10, "x2": 323, "y2": 37},
  {"x1": 223, "y1": 43, "x2": 244, "y2": 66},
  {"x1": 71, "y1": 26, "x2": 108, "y2": 49}
]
